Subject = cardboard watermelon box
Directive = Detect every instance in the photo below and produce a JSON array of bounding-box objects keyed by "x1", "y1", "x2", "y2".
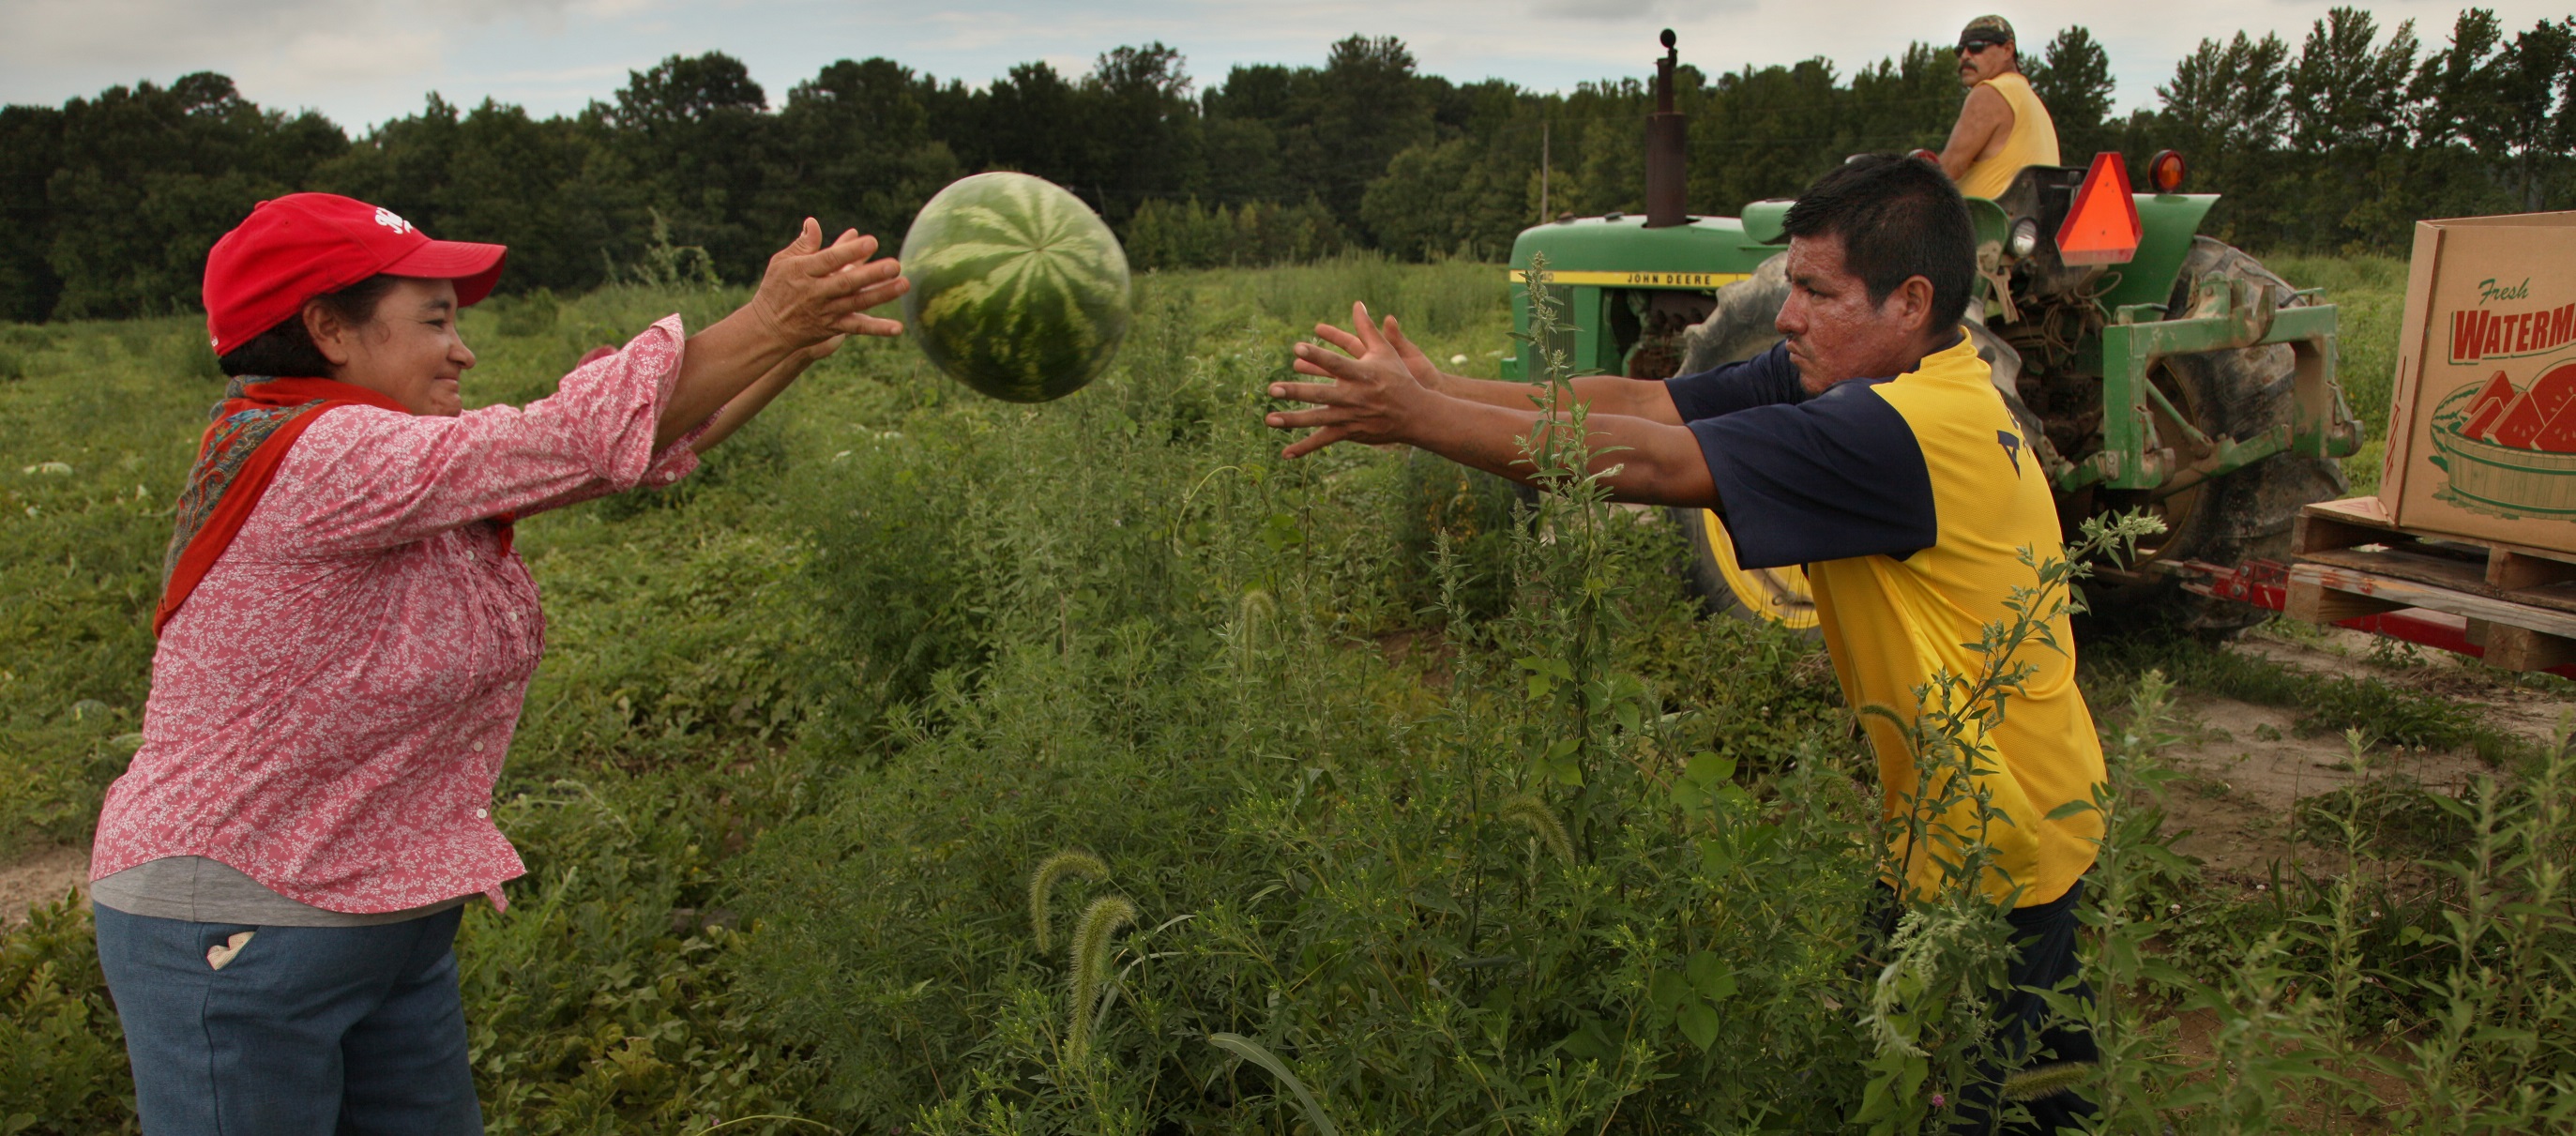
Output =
[{"x1": 2380, "y1": 210, "x2": 2576, "y2": 553}]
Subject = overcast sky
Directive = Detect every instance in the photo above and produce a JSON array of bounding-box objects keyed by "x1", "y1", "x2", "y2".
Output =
[{"x1": 3, "y1": 0, "x2": 2568, "y2": 130}]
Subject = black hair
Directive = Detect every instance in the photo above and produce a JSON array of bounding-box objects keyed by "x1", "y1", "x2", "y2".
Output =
[
  {"x1": 1780, "y1": 154, "x2": 1977, "y2": 334},
  {"x1": 217, "y1": 274, "x2": 402, "y2": 378}
]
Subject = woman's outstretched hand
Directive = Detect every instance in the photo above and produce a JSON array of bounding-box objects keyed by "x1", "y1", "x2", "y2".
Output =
[
  {"x1": 746, "y1": 219, "x2": 910, "y2": 348},
  {"x1": 661, "y1": 220, "x2": 906, "y2": 448}
]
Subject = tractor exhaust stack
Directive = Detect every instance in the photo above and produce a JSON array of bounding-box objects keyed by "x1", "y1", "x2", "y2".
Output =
[{"x1": 1644, "y1": 28, "x2": 1687, "y2": 229}]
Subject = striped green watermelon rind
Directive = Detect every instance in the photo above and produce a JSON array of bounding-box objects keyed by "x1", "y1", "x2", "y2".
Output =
[{"x1": 900, "y1": 173, "x2": 1132, "y2": 403}]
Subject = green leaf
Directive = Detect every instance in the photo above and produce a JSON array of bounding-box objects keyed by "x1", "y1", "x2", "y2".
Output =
[
  {"x1": 1258, "y1": 512, "x2": 1304, "y2": 551},
  {"x1": 1558, "y1": 1017, "x2": 1617, "y2": 1062},
  {"x1": 1685, "y1": 751, "x2": 1734, "y2": 785},
  {"x1": 1697, "y1": 837, "x2": 1735, "y2": 876},
  {"x1": 1676, "y1": 999, "x2": 1720, "y2": 1052},
  {"x1": 2044, "y1": 798, "x2": 2098, "y2": 822},
  {"x1": 1685, "y1": 950, "x2": 1736, "y2": 1001},
  {"x1": 1208, "y1": 1034, "x2": 1339, "y2": 1136},
  {"x1": 1740, "y1": 822, "x2": 1780, "y2": 856},
  {"x1": 1647, "y1": 970, "x2": 1688, "y2": 1014}
]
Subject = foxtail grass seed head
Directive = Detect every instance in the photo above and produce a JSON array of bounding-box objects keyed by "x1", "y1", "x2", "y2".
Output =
[
  {"x1": 1237, "y1": 588, "x2": 1274, "y2": 634},
  {"x1": 1999, "y1": 1061, "x2": 2093, "y2": 1101},
  {"x1": 1066, "y1": 895, "x2": 1139, "y2": 1062},
  {"x1": 1232, "y1": 588, "x2": 1275, "y2": 663},
  {"x1": 1027, "y1": 850, "x2": 1108, "y2": 952},
  {"x1": 1498, "y1": 793, "x2": 1574, "y2": 864}
]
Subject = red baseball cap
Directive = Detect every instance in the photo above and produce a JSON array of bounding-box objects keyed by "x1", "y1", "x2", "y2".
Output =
[{"x1": 203, "y1": 192, "x2": 508, "y2": 356}]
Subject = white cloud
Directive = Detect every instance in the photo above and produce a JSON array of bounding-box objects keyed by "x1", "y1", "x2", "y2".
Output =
[{"x1": 1531, "y1": 0, "x2": 1690, "y2": 18}]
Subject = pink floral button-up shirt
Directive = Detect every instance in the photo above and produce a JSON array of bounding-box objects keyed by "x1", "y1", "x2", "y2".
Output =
[{"x1": 92, "y1": 315, "x2": 705, "y2": 914}]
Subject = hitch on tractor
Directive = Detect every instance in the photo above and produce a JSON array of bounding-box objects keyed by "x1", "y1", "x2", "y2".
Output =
[{"x1": 2075, "y1": 270, "x2": 2363, "y2": 494}]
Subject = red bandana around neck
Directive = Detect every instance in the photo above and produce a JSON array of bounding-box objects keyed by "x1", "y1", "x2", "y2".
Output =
[{"x1": 154, "y1": 377, "x2": 513, "y2": 637}]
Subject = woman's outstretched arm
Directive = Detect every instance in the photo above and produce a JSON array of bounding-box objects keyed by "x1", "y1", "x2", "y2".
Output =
[
  {"x1": 689, "y1": 336, "x2": 846, "y2": 454},
  {"x1": 659, "y1": 219, "x2": 908, "y2": 448}
]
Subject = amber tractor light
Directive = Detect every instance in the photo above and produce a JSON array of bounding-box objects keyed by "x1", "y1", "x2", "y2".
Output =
[{"x1": 2149, "y1": 149, "x2": 2188, "y2": 193}]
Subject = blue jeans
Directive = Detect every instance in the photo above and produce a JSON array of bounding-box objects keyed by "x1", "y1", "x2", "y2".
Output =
[
  {"x1": 1952, "y1": 881, "x2": 2099, "y2": 1136},
  {"x1": 92, "y1": 903, "x2": 482, "y2": 1136},
  {"x1": 1866, "y1": 881, "x2": 2099, "y2": 1136}
]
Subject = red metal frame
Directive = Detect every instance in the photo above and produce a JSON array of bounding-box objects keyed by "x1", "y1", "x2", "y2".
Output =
[{"x1": 2171, "y1": 558, "x2": 2576, "y2": 678}]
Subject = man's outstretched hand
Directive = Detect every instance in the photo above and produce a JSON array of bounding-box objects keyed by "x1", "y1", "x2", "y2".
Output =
[{"x1": 1267, "y1": 302, "x2": 1442, "y2": 459}]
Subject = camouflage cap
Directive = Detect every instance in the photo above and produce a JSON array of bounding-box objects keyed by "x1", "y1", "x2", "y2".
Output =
[{"x1": 1958, "y1": 15, "x2": 2015, "y2": 49}]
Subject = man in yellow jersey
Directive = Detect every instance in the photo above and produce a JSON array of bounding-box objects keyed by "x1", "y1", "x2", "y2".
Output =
[
  {"x1": 1264, "y1": 155, "x2": 2100, "y2": 1133},
  {"x1": 1943, "y1": 15, "x2": 2060, "y2": 200}
]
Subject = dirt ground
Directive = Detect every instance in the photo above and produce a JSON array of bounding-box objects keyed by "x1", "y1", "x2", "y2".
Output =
[
  {"x1": 0, "y1": 841, "x2": 86, "y2": 930},
  {"x1": 2158, "y1": 625, "x2": 2571, "y2": 879}
]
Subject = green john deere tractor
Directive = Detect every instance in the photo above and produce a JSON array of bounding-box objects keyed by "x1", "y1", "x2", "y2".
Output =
[{"x1": 1501, "y1": 31, "x2": 2363, "y2": 629}]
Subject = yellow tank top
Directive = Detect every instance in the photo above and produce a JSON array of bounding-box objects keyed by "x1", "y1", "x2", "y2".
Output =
[{"x1": 1957, "y1": 72, "x2": 2060, "y2": 200}]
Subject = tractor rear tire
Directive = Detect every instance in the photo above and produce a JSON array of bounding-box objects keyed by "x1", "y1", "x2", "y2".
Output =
[
  {"x1": 1669, "y1": 254, "x2": 1820, "y2": 633},
  {"x1": 1676, "y1": 252, "x2": 1790, "y2": 376},
  {"x1": 1669, "y1": 505, "x2": 1823, "y2": 631},
  {"x1": 2090, "y1": 236, "x2": 2350, "y2": 633}
]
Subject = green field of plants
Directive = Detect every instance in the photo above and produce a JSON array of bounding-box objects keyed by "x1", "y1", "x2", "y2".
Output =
[{"x1": 2, "y1": 256, "x2": 2569, "y2": 1133}]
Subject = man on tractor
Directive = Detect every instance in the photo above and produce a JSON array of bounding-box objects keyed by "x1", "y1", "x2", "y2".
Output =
[
  {"x1": 1942, "y1": 15, "x2": 2060, "y2": 200},
  {"x1": 1265, "y1": 155, "x2": 2100, "y2": 1134}
]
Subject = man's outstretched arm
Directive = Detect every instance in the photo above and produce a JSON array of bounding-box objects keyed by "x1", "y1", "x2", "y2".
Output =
[
  {"x1": 1267, "y1": 303, "x2": 1720, "y2": 509},
  {"x1": 1371, "y1": 319, "x2": 1686, "y2": 425}
]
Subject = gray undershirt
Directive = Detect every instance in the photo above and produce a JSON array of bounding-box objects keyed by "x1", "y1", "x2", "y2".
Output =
[{"x1": 91, "y1": 856, "x2": 469, "y2": 927}]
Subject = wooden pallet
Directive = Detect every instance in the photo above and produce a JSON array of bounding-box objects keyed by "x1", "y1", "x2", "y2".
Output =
[{"x1": 2288, "y1": 498, "x2": 2576, "y2": 672}]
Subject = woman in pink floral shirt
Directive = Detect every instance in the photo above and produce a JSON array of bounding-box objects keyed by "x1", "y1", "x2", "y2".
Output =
[{"x1": 88, "y1": 192, "x2": 908, "y2": 1135}]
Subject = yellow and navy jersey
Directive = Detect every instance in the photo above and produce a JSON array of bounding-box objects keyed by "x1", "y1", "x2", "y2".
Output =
[{"x1": 1665, "y1": 334, "x2": 2105, "y2": 906}]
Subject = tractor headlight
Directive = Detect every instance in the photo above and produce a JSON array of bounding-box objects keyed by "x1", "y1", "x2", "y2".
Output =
[{"x1": 2009, "y1": 218, "x2": 2039, "y2": 258}]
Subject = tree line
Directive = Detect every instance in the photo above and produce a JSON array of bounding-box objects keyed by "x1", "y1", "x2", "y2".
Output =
[{"x1": 0, "y1": 7, "x2": 2568, "y2": 324}]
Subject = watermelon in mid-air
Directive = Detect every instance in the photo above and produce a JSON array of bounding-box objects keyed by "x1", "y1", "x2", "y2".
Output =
[{"x1": 900, "y1": 173, "x2": 1131, "y2": 403}]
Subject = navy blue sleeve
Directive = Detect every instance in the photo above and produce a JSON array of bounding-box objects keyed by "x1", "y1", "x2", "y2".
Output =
[
  {"x1": 1687, "y1": 379, "x2": 1937, "y2": 569},
  {"x1": 1663, "y1": 341, "x2": 1807, "y2": 422}
]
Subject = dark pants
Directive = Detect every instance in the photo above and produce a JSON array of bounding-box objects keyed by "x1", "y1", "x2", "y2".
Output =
[
  {"x1": 1869, "y1": 881, "x2": 2099, "y2": 1136},
  {"x1": 93, "y1": 903, "x2": 482, "y2": 1136}
]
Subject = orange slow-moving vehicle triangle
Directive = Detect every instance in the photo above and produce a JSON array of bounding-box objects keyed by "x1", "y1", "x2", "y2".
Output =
[{"x1": 2056, "y1": 152, "x2": 2141, "y2": 266}]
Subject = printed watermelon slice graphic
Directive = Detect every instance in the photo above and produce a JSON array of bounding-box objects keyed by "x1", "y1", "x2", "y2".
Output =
[
  {"x1": 2535, "y1": 399, "x2": 2576, "y2": 454},
  {"x1": 2528, "y1": 362, "x2": 2576, "y2": 454},
  {"x1": 2430, "y1": 358, "x2": 2576, "y2": 519},
  {"x1": 2491, "y1": 364, "x2": 2576, "y2": 448},
  {"x1": 2462, "y1": 371, "x2": 2517, "y2": 441}
]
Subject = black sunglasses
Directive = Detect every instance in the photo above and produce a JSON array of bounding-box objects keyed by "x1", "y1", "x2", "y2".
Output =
[{"x1": 1956, "y1": 39, "x2": 2008, "y2": 55}]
